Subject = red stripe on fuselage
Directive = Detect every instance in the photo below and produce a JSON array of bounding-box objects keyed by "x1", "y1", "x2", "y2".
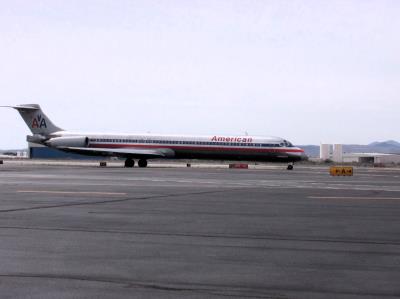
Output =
[{"x1": 90, "y1": 143, "x2": 304, "y2": 153}]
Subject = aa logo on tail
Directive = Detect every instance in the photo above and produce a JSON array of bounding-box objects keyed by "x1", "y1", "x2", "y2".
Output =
[{"x1": 32, "y1": 115, "x2": 47, "y2": 129}]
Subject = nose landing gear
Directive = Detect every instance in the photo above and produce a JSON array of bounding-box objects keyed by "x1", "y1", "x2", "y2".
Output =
[{"x1": 287, "y1": 163, "x2": 294, "y2": 170}]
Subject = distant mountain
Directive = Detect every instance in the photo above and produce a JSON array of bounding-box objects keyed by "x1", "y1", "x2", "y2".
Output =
[
  {"x1": 298, "y1": 145, "x2": 320, "y2": 158},
  {"x1": 368, "y1": 140, "x2": 400, "y2": 147},
  {"x1": 298, "y1": 140, "x2": 400, "y2": 158},
  {"x1": 345, "y1": 140, "x2": 400, "y2": 155}
]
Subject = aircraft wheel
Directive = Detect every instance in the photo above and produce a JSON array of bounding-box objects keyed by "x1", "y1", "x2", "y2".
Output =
[
  {"x1": 287, "y1": 164, "x2": 294, "y2": 170},
  {"x1": 138, "y1": 159, "x2": 148, "y2": 168},
  {"x1": 125, "y1": 158, "x2": 135, "y2": 168}
]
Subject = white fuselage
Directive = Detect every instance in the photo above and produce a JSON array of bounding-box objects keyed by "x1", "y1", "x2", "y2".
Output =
[{"x1": 50, "y1": 131, "x2": 307, "y2": 162}]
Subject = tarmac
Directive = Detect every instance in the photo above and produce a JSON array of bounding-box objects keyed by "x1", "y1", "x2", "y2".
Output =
[{"x1": 0, "y1": 160, "x2": 400, "y2": 298}]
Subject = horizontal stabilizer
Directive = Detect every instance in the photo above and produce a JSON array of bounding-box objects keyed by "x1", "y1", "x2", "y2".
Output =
[{"x1": 0, "y1": 104, "x2": 40, "y2": 110}]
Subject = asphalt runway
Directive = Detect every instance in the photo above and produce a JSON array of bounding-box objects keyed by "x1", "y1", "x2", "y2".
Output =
[{"x1": 0, "y1": 162, "x2": 400, "y2": 298}]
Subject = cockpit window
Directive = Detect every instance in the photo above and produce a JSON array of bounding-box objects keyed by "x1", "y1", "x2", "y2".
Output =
[{"x1": 283, "y1": 140, "x2": 294, "y2": 147}]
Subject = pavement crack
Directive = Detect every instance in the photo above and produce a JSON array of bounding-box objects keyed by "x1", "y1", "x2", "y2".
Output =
[
  {"x1": 0, "y1": 273, "x2": 285, "y2": 298},
  {"x1": 0, "y1": 189, "x2": 239, "y2": 213},
  {"x1": 1, "y1": 225, "x2": 400, "y2": 246}
]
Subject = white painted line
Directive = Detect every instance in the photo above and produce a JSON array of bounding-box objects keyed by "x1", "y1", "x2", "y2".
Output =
[
  {"x1": 17, "y1": 190, "x2": 127, "y2": 196},
  {"x1": 308, "y1": 196, "x2": 400, "y2": 200}
]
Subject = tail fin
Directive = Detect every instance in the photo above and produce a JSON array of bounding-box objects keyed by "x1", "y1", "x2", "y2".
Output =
[{"x1": 4, "y1": 104, "x2": 63, "y2": 135}]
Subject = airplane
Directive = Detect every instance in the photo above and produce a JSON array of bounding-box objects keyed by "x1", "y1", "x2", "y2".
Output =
[{"x1": 2, "y1": 104, "x2": 307, "y2": 169}]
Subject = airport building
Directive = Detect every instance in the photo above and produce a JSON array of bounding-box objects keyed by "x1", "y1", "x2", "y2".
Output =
[
  {"x1": 320, "y1": 144, "x2": 343, "y2": 162},
  {"x1": 28, "y1": 142, "x2": 101, "y2": 159}
]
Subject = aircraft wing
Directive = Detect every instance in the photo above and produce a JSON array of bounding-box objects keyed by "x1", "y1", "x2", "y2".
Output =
[{"x1": 59, "y1": 147, "x2": 174, "y2": 159}]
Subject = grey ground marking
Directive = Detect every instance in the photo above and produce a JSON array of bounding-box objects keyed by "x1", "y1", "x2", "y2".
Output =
[
  {"x1": 0, "y1": 188, "x2": 242, "y2": 213},
  {"x1": 1, "y1": 225, "x2": 400, "y2": 246},
  {"x1": 0, "y1": 274, "x2": 285, "y2": 299}
]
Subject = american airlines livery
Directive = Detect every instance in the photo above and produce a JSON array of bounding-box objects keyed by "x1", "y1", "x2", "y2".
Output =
[{"x1": 3, "y1": 104, "x2": 307, "y2": 169}]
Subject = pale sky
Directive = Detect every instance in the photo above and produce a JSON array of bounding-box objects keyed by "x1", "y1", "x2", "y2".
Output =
[{"x1": 0, "y1": 0, "x2": 399, "y2": 149}]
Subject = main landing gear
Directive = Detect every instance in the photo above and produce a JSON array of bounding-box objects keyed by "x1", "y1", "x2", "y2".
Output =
[
  {"x1": 125, "y1": 158, "x2": 135, "y2": 168},
  {"x1": 287, "y1": 163, "x2": 294, "y2": 170},
  {"x1": 138, "y1": 159, "x2": 148, "y2": 168},
  {"x1": 124, "y1": 158, "x2": 148, "y2": 168}
]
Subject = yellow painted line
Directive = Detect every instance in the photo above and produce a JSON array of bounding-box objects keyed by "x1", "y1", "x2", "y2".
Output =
[
  {"x1": 17, "y1": 190, "x2": 127, "y2": 196},
  {"x1": 309, "y1": 196, "x2": 400, "y2": 200}
]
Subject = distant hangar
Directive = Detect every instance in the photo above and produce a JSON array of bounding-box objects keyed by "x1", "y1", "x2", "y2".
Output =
[
  {"x1": 320, "y1": 144, "x2": 400, "y2": 165},
  {"x1": 342, "y1": 153, "x2": 400, "y2": 165}
]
